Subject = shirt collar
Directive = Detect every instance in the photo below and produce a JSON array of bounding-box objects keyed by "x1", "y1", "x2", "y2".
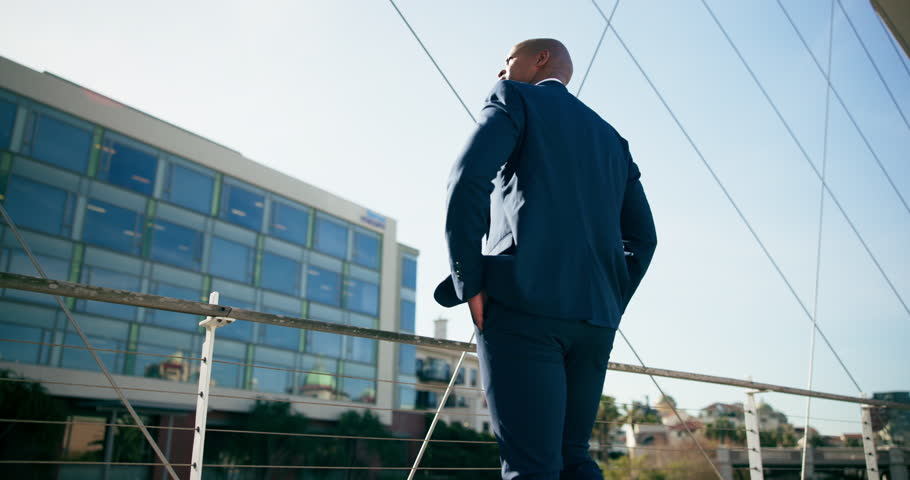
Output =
[{"x1": 535, "y1": 78, "x2": 564, "y2": 86}]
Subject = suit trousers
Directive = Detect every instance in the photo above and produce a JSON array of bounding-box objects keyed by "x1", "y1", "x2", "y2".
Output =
[{"x1": 475, "y1": 298, "x2": 618, "y2": 480}]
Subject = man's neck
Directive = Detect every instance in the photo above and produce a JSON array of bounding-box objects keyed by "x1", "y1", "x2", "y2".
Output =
[{"x1": 535, "y1": 77, "x2": 564, "y2": 85}]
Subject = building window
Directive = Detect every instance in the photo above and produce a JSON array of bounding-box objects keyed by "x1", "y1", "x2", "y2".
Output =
[
  {"x1": 211, "y1": 341, "x2": 246, "y2": 389},
  {"x1": 269, "y1": 200, "x2": 310, "y2": 246},
  {"x1": 260, "y1": 252, "x2": 300, "y2": 296},
  {"x1": 208, "y1": 236, "x2": 254, "y2": 284},
  {"x1": 306, "y1": 331, "x2": 343, "y2": 358},
  {"x1": 314, "y1": 215, "x2": 348, "y2": 259},
  {"x1": 60, "y1": 331, "x2": 127, "y2": 373},
  {"x1": 3, "y1": 176, "x2": 75, "y2": 237},
  {"x1": 135, "y1": 326, "x2": 195, "y2": 382},
  {"x1": 470, "y1": 368, "x2": 478, "y2": 387},
  {"x1": 298, "y1": 356, "x2": 338, "y2": 398},
  {"x1": 400, "y1": 300, "x2": 415, "y2": 333},
  {"x1": 216, "y1": 296, "x2": 255, "y2": 341},
  {"x1": 342, "y1": 362, "x2": 376, "y2": 404},
  {"x1": 0, "y1": 99, "x2": 16, "y2": 150},
  {"x1": 418, "y1": 357, "x2": 451, "y2": 382},
  {"x1": 345, "y1": 337, "x2": 376, "y2": 365},
  {"x1": 306, "y1": 265, "x2": 341, "y2": 306},
  {"x1": 219, "y1": 179, "x2": 264, "y2": 231},
  {"x1": 402, "y1": 257, "x2": 417, "y2": 289},
  {"x1": 416, "y1": 391, "x2": 438, "y2": 409},
  {"x1": 4, "y1": 251, "x2": 70, "y2": 306},
  {"x1": 343, "y1": 278, "x2": 378, "y2": 316},
  {"x1": 97, "y1": 133, "x2": 158, "y2": 196},
  {"x1": 0, "y1": 323, "x2": 43, "y2": 364},
  {"x1": 258, "y1": 312, "x2": 300, "y2": 351},
  {"x1": 162, "y1": 163, "x2": 213, "y2": 214},
  {"x1": 22, "y1": 111, "x2": 92, "y2": 174},
  {"x1": 149, "y1": 219, "x2": 203, "y2": 271},
  {"x1": 82, "y1": 199, "x2": 144, "y2": 255},
  {"x1": 79, "y1": 267, "x2": 141, "y2": 320},
  {"x1": 352, "y1": 231, "x2": 380, "y2": 269},
  {"x1": 399, "y1": 344, "x2": 416, "y2": 376},
  {"x1": 145, "y1": 282, "x2": 200, "y2": 331},
  {"x1": 398, "y1": 386, "x2": 417, "y2": 409},
  {"x1": 342, "y1": 377, "x2": 376, "y2": 404},
  {"x1": 252, "y1": 348, "x2": 296, "y2": 394}
]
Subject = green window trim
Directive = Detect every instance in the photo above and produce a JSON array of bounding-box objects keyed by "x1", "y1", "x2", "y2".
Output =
[
  {"x1": 299, "y1": 301, "x2": 309, "y2": 353},
  {"x1": 306, "y1": 209, "x2": 315, "y2": 248},
  {"x1": 210, "y1": 172, "x2": 223, "y2": 217},
  {"x1": 244, "y1": 344, "x2": 255, "y2": 390},
  {"x1": 253, "y1": 234, "x2": 264, "y2": 287},
  {"x1": 124, "y1": 323, "x2": 140, "y2": 375},
  {"x1": 141, "y1": 199, "x2": 157, "y2": 258},
  {"x1": 65, "y1": 243, "x2": 85, "y2": 310},
  {"x1": 86, "y1": 127, "x2": 103, "y2": 178}
]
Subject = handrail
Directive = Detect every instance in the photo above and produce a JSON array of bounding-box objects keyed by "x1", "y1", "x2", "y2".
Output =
[{"x1": 1, "y1": 271, "x2": 907, "y2": 411}]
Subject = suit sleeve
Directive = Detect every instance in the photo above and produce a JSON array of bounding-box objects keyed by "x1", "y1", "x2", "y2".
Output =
[
  {"x1": 619, "y1": 138, "x2": 657, "y2": 311},
  {"x1": 444, "y1": 80, "x2": 525, "y2": 303}
]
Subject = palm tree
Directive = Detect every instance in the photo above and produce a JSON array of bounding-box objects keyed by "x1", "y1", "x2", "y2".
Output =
[{"x1": 591, "y1": 395, "x2": 621, "y2": 463}]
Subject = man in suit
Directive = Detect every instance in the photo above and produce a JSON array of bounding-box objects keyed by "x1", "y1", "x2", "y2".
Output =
[{"x1": 434, "y1": 38, "x2": 657, "y2": 479}]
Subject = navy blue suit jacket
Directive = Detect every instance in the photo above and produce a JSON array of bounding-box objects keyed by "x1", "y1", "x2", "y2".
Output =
[{"x1": 434, "y1": 79, "x2": 657, "y2": 328}]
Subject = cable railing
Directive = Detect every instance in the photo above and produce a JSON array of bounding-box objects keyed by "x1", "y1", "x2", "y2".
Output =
[
  {"x1": 0, "y1": 271, "x2": 907, "y2": 480},
  {"x1": 3, "y1": 272, "x2": 904, "y2": 412}
]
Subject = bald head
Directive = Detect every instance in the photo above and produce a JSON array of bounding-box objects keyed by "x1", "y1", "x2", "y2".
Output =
[{"x1": 498, "y1": 38, "x2": 574, "y2": 85}]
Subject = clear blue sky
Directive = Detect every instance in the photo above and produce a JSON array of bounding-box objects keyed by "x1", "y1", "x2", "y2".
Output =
[{"x1": 2, "y1": 0, "x2": 907, "y2": 436}]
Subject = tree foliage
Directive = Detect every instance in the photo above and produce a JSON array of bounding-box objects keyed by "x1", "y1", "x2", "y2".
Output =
[
  {"x1": 416, "y1": 414, "x2": 500, "y2": 480},
  {"x1": 0, "y1": 369, "x2": 67, "y2": 476}
]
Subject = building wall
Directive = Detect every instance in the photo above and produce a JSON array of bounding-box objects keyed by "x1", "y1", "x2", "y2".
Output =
[
  {"x1": 0, "y1": 56, "x2": 415, "y2": 425},
  {"x1": 415, "y1": 345, "x2": 489, "y2": 434}
]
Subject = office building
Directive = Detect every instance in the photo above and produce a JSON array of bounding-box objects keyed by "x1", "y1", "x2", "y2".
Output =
[{"x1": 0, "y1": 55, "x2": 420, "y2": 438}]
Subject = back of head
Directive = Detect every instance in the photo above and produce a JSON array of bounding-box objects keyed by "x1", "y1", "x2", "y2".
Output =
[{"x1": 511, "y1": 38, "x2": 574, "y2": 85}]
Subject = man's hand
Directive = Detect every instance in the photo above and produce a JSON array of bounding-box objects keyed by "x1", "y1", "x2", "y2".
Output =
[{"x1": 467, "y1": 291, "x2": 488, "y2": 331}]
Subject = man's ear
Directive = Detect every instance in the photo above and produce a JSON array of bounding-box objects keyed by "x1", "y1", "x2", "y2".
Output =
[{"x1": 536, "y1": 49, "x2": 550, "y2": 67}]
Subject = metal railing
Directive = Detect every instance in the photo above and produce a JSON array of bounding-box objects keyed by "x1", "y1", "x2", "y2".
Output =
[
  {"x1": 3, "y1": 272, "x2": 905, "y2": 412},
  {"x1": 1, "y1": 271, "x2": 909, "y2": 480}
]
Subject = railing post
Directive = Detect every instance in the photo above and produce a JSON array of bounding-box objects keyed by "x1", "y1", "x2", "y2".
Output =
[
  {"x1": 190, "y1": 292, "x2": 234, "y2": 480},
  {"x1": 744, "y1": 392, "x2": 764, "y2": 480},
  {"x1": 715, "y1": 446, "x2": 733, "y2": 480},
  {"x1": 860, "y1": 403, "x2": 881, "y2": 480}
]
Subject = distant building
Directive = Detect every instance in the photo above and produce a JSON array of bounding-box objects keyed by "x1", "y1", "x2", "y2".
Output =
[
  {"x1": 0, "y1": 55, "x2": 421, "y2": 477},
  {"x1": 700, "y1": 402, "x2": 746, "y2": 428},
  {"x1": 393, "y1": 317, "x2": 490, "y2": 436},
  {"x1": 874, "y1": 391, "x2": 910, "y2": 446}
]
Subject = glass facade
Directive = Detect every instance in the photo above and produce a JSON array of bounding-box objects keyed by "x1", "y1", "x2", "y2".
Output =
[
  {"x1": 0, "y1": 98, "x2": 15, "y2": 150},
  {"x1": 162, "y1": 162, "x2": 213, "y2": 214},
  {"x1": 306, "y1": 265, "x2": 341, "y2": 306},
  {"x1": 397, "y1": 253, "x2": 418, "y2": 409},
  {"x1": 208, "y1": 236, "x2": 254, "y2": 284},
  {"x1": 3, "y1": 175, "x2": 75, "y2": 237},
  {"x1": 97, "y1": 132, "x2": 158, "y2": 196},
  {"x1": 260, "y1": 252, "x2": 300, "y2": 296},
  {"x1": 219, "y1": 178, "x2": 264, "y2": 231},
  {"x1": 82, "y1": 199, "x2": 144, "y2": 255},
  {"x1": 402, "y1": 256, "x2": 417, "y2": 290},
  {"x1": 269, "y1": 199, "x2": 310, "y2": 246},
  {"x1": 0, "y1": 87, "x2": 399, "y2": 406},
  {"x1": 149, "y1": 219, "x2": 203, "y2": 271},
  {"x1": 314, "y1": 214, "x2": 348, "y2": 259},
  {"x1": 21, "y1": 109, "x2": 93, "y2": 174}
]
